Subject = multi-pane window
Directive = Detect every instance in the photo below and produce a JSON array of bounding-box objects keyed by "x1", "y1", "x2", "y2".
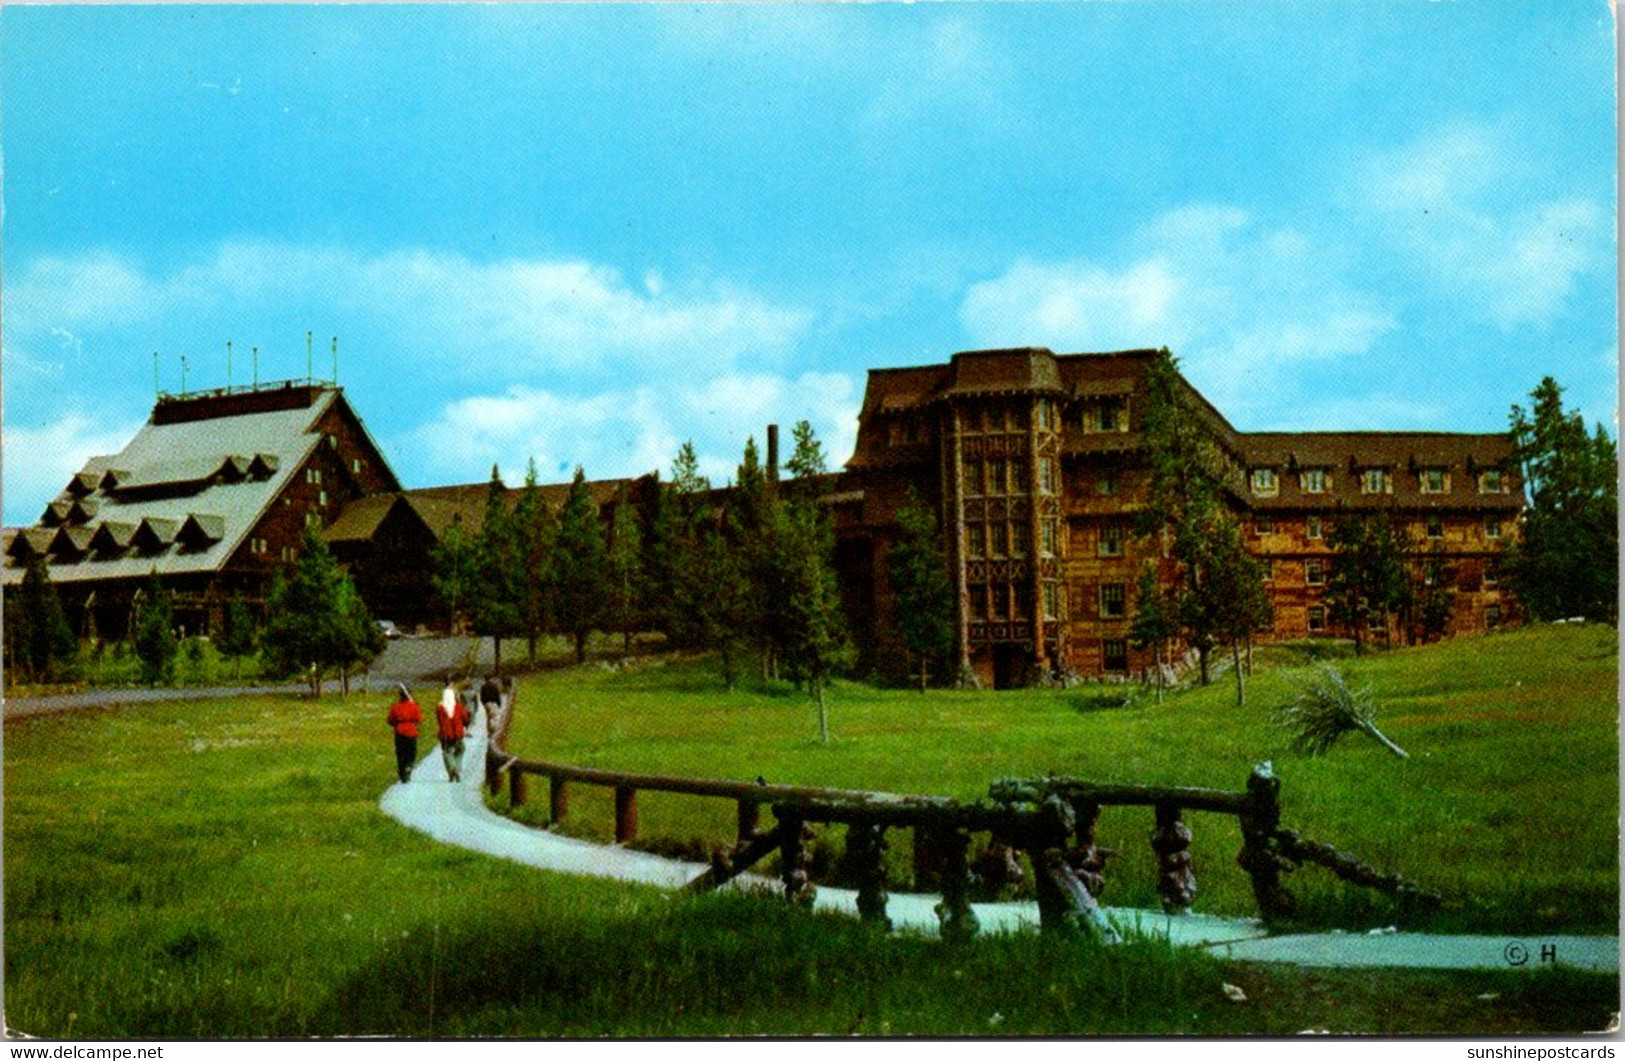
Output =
[
  {"x1": 1096, "y1": 472, "x2": 1116, "y2": 496},
  {"x1": 987, "y1": 459, "x2": 1007, "y2": 496},
  {"x1": 1361, "y1": 469, "x2": 1388, "y2": 494},
  {"x1": 1010, "y1": 585, "x2": 1028, "y2": 620},
  {"x1": 1307, "y1": 516, "x2": 1323, "y2": 539},
  {"x1": 1306, "y1": 560, "x2": 1325, "y2": 585},
  {"x1": 1421, "y1": 469, "x2": 1447, "y2": 494},
  {"x1": 1302, "y1": 468, "x2": 1327, "y2": 493},
  {"x1": 1103, "y1": 639, "x2": 1128, "y2": 672},
  {"x1": 1484, "y1": 519, "x2": 1501, "y2": 540},
  {"x1": 1426, "y1": 515, "x2": 1443, "y2": 539},
  {"x1": 1097, "y1": 400, "x2": 1121, "y2": 432},
  {"x1": 1486, "y1": 605, "x2": 1503, "y2": 629},
  {"x1": 1042, "y1": 583, "x2": 1058, "y2": 621},
  {"x1": 1010, "y1": 525, "x2": 1027, "y2": 558},
  {"x1": 968, "y1": 584, "x2": 986, "y2": 620},
  {"x1": 318, "y1": 490, "x2": 328, "y2": 507},
  {"x1": 1099, "y1": 583, "x2": 1126, "y2": 619},
  {"x1": 1307, "y1": 606, "x2": 1326, "y2": 633},
  {"x1": 1479, "y1": 469, "x2": 1504, "y2": 494},
  {"x1": 991, "y1": 522, "x2": 1009, "y2": 557},
  {"x1": 1483, "y1": 561, "x2": 1500, "y2": 588},
  {"x1": 306, "y1": 467, "x2": 322, "y2": 484},
  {"x1": 966, "y1": 524, "x2": 985, "y2": 558},
  {"x1": 1036, "y1": 400, "x2": 1052, "y2": 431},
  {"x1": 1255, "y1": 517, "x2": 1274, "y2": 535},
  {"x1": 1098, "y1": 524, "x2": 1123, "y2": 557},
  {"x1": 1041, "y1": 520, "x2": 1058, "y2": 557},
  {"x1": 1250, "y1": 468, "x2": 1278, "y2": 496},
  {"x1": 1009, "y1": 459, "x2": 1028, "y2": 494},
  {"x1": 1423, "y1": 560, "x2": 1441, "y2": 586}
]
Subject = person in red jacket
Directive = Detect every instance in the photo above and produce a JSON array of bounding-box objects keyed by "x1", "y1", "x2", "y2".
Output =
[
  {"x1": 436, "y1": 682, "x2": 472, "y2": 783},
  {"x1": 386, "y1": 683, "x2": 422, "y2": 784}
]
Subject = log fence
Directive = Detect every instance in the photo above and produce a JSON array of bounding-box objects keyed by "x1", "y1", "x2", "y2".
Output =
[{"x1": 484, "y1": 686, "x2": 1438, "y2": 939}]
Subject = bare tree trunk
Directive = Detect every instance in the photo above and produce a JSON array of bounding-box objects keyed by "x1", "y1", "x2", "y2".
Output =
[{"x1": 1231, "y1": 640, "x2": 1245, "y2": 706}]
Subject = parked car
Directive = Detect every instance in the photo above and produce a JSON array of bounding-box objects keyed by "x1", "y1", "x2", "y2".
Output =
[{"x1": 377, "y1": 620, "x2": 402, "y2": 640}]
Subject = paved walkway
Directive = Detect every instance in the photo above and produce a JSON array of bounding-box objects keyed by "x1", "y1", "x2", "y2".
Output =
[{"x1": 384, "y1": 714, "x2": 1618, "y2": 973}]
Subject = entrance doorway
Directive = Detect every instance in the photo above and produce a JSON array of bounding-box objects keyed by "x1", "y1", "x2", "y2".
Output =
[{"x1": 991, "y1": 644, "x2": 1025, "y2": 689}]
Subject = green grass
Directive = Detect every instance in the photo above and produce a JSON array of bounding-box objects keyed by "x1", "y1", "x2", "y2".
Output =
[
  {"x1": 500, "y1": 625, "x2": 1619, "y2": 935},
  {"x1": 3, "y1": 625, "x2": 1617, "y2": 1037}
]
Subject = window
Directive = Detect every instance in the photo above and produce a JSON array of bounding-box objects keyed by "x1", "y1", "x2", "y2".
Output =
[
  {"x1": 1042, "y1": 583, "x2": 1058, "y2": 620},
  {"x1": 1423, "y1": 560, "x2": 1441, "y2": 586},
  {"x1": 1036, "y1": 400, "x2": 1051, "y2": 431},
  {"x1": 318, "y1": 490, "x2": 328, "y2": 507},
  {"x1": 1098, "y1": 524, "x2": 1123, "y2": 557},
  {"x1": 1426, "y1": 515, "x2": 1443, "y2": 539},
  {"x1": 1479, "y1": 469, "x2": 1504, "y2": 494},
  {"x1": 1306, "y1": 560, "x2": 1325, "y2": 586},
  {"x1": 1302, "y1": 468, "x2": 1328, "y2": 494},
  {"x1": 1096, "y1": 400, "x2": 1120, "y2": 432},
  {"x1": 1366, "y1": 610, "x2": 1385, "y2": 632},
  {"x1": 1099, "y1": 583, "x2": 1126, "y2": 619},
  {"x1": 1009, "y1": 459, "x2": 1028, "y2": 494},
  {"x1": 306, "y1": 467, "x2": 322, "y2": 485},
  {"x1": 352, "y1": 458, "x2": 362, "y2": 475},
  {"x1": 963, "y1": 460, "x2": 983, "y2": 497},
  {"x1": 991, "y1": 522, "x2": 1009, "y2": 557},
  {"x1": 1486, "y1": 605, "x2": 1503, "y2": 629},
  {"x1": 1010, "y1": 584, "x2": 1029, "y2": 620},
  {"x1": 1483, "y1": 561, "x2": 1500, "y2": 589},
  {"x1": 1255, "y1": 517, "x2": 1275, "y2": 535},
  {"x1": 987, "y1": 459, "x2": 1007, "y2": 496},
  {"x1": 1421, "y1": 468, "x2": 1447, "y2": 494},
  {"x1": 1038, "y1": 457, "x2": 1057, "y2": 496},
  {"x1": 1041, "y1": 520, "x2": 1058, "y2": 557},
  {"x1": 1307, "y1": 516, "x2": 1323, "y2": 540},
  {"x1": 1010, "y1": 524, "x2": 1027, "y2": 558},
  {"x1": 966, "y1": 524, "x2": 985, "y2": 558},
  {"x1": 1096, "y1": 472, "x2": 1116, "y2": 496},
  {"x1": 1484, "y1": 519, "x2": 1502, "y2": 540},
  {"x1": 305, "y1": 511, "x2": 321, "y2": 529},
  {"x1": 1102, "y1": 639, "x2": 1129, "y2": 672},
  {"x1": 1307, "y1": 606, "x2": 1326, "y2": 633},
  {"x1": 1250, "y1": 468, "x2": 1278, "y2": 496},
  {"x1": 1361, "y1": 469, "x2": 1388, "y2": 494}
]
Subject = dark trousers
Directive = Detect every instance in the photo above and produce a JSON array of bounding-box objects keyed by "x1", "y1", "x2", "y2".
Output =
[{"x1": 393, "y1": 733, "x2": 418, "y2": 783}]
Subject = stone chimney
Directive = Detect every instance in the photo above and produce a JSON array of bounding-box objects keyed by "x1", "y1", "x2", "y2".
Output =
[{"x1": 766, "y1": 424, "x2": 780, "y2": 481}]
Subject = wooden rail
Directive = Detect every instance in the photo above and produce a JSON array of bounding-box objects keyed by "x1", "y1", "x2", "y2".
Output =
[{"x1": 485, "y1": 687, "x2": 1439, "y2": 938}]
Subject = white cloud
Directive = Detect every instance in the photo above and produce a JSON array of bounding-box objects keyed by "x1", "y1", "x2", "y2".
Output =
[
  {"x1": 406, "y1": 371, "x2": 860, "y2": 488},
  {"x1": 960, "y1": 205, "x2": 1397, "y2": 407},
  {"x1": 3, "y1": 412, "x2": 147, "y2": 524},
  {"x1": 7, "y1": 243, "x2": 814, "y2": 384},
  {"x1": 1358, "y1": 125, "x2": 1605, "y2": 326}
]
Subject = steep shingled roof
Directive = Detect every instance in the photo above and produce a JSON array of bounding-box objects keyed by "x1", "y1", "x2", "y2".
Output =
[{"x1": 1, "y1": 387, "x2": 346, "y2": 586}]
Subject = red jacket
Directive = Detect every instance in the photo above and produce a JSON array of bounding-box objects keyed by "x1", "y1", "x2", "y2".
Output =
[
  {"x1": 436, "y1": 699, "x2": 470, "y2": 741},
  {"x1": 387, "y1": 697, "x2": 422, "y2": 738}
]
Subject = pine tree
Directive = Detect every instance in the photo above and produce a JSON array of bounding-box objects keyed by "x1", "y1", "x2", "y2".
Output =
[
  {"x1": 6, "y1": 557, "x2": 78, "y2": 684},
  {"x1": 262, "y1": 529, "x2": 381, "y2": 696},
  {"x1": 603, "y1": 486, "x2": 646, "y2": 654},
  {"x1": 552, "y1": 467, "x2": 607, "y2": 664},
  {"x1": 1129, "y1": 566, "x2": 1178, "y2": 702},
  {"x1": 786, "y1": 419, "x2": 828, "y2": 482},
  {"x1": 732, "y1": 436, "x2": 783, "y2": 680},
  {"x1": 1325, "y1": 507, "x2": 1411, "y2": 656},
  {"x1": 1508, "y1": 377, "x2": 1618, "y2": 622},
  {"x1": 216, "y1": 593, "x2": 258, "y2": 680},
  {"x1": 885, "y1": 488, "x2": 955, "y2": 691},
  {"x1": 131, "y1": 573, "x2": 178, "y2": 687},
  {"x1": 774, "y1": 498, "x2": 852, "y2": 741},
  {"x1": 471, "y1": 465, "x2": 523, "y2": 672},
  {"x1": 513, "y1": 458, "x2": 557, "y2": 661},
  {"x1": 429, "y1": 521, "x2": 477, "y2": 632}
]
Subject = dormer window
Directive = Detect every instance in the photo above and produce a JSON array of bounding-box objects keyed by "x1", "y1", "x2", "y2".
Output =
[
  {"x1": 1301, "y1": 468, "x2": 1328, "y2": 493},
  {"x1": 1479, "y1": 469, "x2": 1504, "y2": 494},
  {"x1": 1361, "y1": 469, "x2": 1389, "y2": 495},
  {"x1": 1250, "y1": 468, "x2": 1278, "y2": 497},
  {"x1": 1421, "y1": 468, "x2": 1448, "y2": 494}
]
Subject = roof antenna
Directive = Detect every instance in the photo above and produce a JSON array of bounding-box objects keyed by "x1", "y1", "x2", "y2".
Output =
[
  {"x1": 252, "y1": 346, "x2": 260, "y2": 388},
  {"x1": 306, "y1": 330, "x2": 313, "y2": 384},
  {"x1": 180, "y1": 353, "x2": 189, "y2": 394},
  {"x1": 330, "y1": 335, "x2": 338, "y2": 385},
  {"x1": 226, "y1": 340, "x2": 233, "y2": 393}
]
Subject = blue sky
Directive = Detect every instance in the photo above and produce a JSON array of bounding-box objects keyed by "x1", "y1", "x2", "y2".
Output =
[{"x1": 3, "y1": 3, "x2": 1616, "y2": 526}]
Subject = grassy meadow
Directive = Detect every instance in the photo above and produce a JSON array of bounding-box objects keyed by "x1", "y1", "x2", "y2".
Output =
[{"x1": 2, "y1": 623, "x2": 1617, "y2": 1037}]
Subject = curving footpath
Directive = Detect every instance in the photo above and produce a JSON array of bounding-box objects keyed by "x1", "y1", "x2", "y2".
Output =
[{"x1": 381, "y1": 713, "x2": 1618, "y2": 974}]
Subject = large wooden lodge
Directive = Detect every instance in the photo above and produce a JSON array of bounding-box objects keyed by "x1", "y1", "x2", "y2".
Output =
[{"x1": 3, "y1": 348, "x2": 1522, "y2": 685}]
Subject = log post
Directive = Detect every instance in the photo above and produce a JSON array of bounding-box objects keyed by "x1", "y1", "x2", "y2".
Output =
[
  {"x1": 1151, "y1": 803, "x2": 1196, "y2": 914},
  {"x1": 776, "y1": 811, "x2": 816, "y2": 905},
  {"x1": 485, "y1": 755, "x2": 503, "y2": 795},
  {"x1": 508, "y1": 768, "x2": 527, "y2": 809},
  {"x1": 1066, "y1": 800, "x2": 1113, "y2": 898},
  {"x1": 737, "y1": 800, "x2": 762, "y2": 845},
  {"x1": 614, "y1": 785, "x2": 639, "y2": 844},
  {"x1": 1025, "y1": 795, "x2": 1116, "y2": 940},
  {"x1": 549, "y1": 776, "x2": 569, "y2": 827},
  {"x1": 1237, "y1": 761, "x2": 1296, "y2": 921},
  {"x1": 929, "y1": 828, "x2": 979, "y2": 942},
  {"x1": 846, "y1": 821, "x2": 891, "y2": 930}
]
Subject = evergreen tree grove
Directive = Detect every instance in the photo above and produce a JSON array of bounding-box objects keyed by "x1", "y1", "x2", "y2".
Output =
[
  {"x1": 262, "y1": 529, "x2": 382, "y2": 695},
  {"x1": 552, "y1": 467, "x2": 608, "y2": 664},
  {"x1": 6, "y1": 557, "x2": 78, "y2": 685},
  {"x1": 131, "y1": 573, "x2": 178, "y2": 687},
  {"x1": 885, "y1": 488, "x2": 955, "y2": 691}
]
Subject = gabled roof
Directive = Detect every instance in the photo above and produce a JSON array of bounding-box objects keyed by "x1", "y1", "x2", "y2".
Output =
[
  {"x1": 2, "y1": 384, "x2": 380, "y2": 586},
  {"x1": 1239, "y1": 432, "x2": 1521, "y2": 512}
]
